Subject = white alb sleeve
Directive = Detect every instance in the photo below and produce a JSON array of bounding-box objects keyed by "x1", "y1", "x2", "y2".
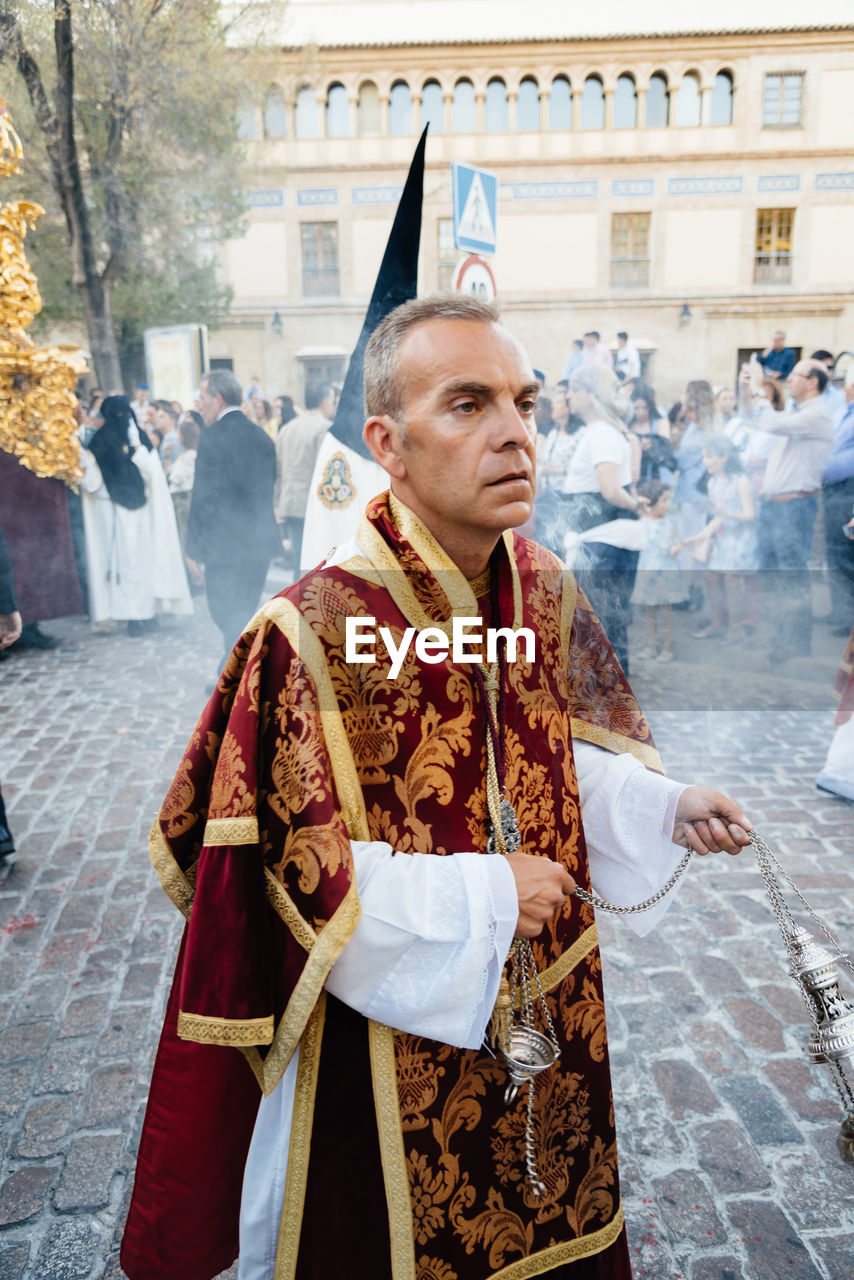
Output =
[
  {"x1": 325, "y1": 842, "x2": 518, "y2": 1050},
  {"x1": 573, "y1": 739, "x2": 689, "y2": 936}
]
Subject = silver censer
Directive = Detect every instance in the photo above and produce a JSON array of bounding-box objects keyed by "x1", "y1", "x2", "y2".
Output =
[{"x1": 750, "y1": 833, "x2": 854, "y2": 1161}]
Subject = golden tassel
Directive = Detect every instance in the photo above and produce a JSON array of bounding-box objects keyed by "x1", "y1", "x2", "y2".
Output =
[{"x1": 489, "y1": 972, "x2": 512, "y2": 1053}]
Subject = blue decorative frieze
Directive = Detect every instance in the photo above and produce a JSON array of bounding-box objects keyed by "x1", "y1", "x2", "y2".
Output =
[
  {"x1": 815, "y1": 173, "x2": 854, "y2": 191},
  {"x1": 249, "y1": 189, "x2": 285, "y2": 208},
  {"x1": 668, "y1": 177, "x2": 743, "y2": 196},
  {"x1": 757, "y1": 175, "x2": 800, "y2": 193},
  {"x1": 351, "y1": 186, "x2": 404, "y2": 205},
  {"x1": 505, "y1": 180, "x2": 598, "y2": 200},
  {"x1": 297, "y1": 188, "x2": 338, "y2": 206},
  {"x1": 612, "y1": 179, "x2": 654, "y2": 197}
]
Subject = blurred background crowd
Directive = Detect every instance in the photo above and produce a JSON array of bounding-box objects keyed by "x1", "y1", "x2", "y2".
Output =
[{"x1": 1, "y1": 323, "x2": 852, "y2": 876}]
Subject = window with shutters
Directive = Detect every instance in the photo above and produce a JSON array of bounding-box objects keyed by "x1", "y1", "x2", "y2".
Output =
[
  {"x1": 754, "y1": 209, "x2": 794, "y2": 284},
  {"x1": 611, "y1": 213, "x2": 650, "y2": 288},
  {"x1": 301, "y1": 222, "x2": 340, "y2": 296}
]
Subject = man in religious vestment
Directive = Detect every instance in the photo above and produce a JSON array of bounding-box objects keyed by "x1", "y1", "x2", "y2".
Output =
[{"x1": 121, "y1": 296, "x2": 750, "y2": 1280}]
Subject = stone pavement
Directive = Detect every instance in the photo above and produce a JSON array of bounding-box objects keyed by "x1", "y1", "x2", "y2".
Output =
[{"x1": 0, "y1": 581, "x2": 852, "y2": 1280}]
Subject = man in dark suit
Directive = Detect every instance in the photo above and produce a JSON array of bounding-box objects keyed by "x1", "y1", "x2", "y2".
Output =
[{"x1": 187, "y1": 369, "x2": 278, "y2": 667}]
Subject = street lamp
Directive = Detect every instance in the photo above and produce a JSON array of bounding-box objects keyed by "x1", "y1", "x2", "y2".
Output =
[
  {"x1": 679, "y1": 303, "x2": 691, "y2": 327},
  {"x1": 271, "y1": 311, "x2": 283, "y2": 338}
]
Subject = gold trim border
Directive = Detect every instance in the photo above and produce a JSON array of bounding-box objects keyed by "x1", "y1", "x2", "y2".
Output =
[
  {"x1": 202, "y1": 815, "x2": 259, "y2": 846},
  {"x1": 149, "y1": 821, "x2": 195, "y2": 920},
  {"x1": 570, "y1": 719, "x2": 662, "y2": 773},
  {"x1": 369, "y1": 1021, "x2": 417, "y2": 1280},
  {"x1": 274, "y1": 994, "x2": 327, "y2": 1280},
  {"x1": 516, "y1": 924, "x2": 599, "y2": 1007},
  {"x1": 489, "y1": 1204, "x2": 624, "y2": 1280},
  {"x1": 265, "y1": 868, "x2": 317, "y2": 954},
  {"x1": 176, "y1": 1011, "x2": 274, "y2": 1046}
]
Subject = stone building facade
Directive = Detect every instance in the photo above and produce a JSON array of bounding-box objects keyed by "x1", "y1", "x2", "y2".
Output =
[{"x1": 213, "y1": 7, "x2": 854, "y2": 406}]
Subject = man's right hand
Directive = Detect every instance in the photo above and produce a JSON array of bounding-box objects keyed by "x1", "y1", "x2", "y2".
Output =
[{"x1": 506, "y1": 852, "x2": 575, "y2": 938}]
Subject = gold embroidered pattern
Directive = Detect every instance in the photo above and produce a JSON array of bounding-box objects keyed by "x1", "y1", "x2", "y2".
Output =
[
  {"x1": 263, "y1": 597, "x2": 369, "y2": 840},
  {"x1": 274, "y1": 995, "x2": 327, "y2": 1280},
  {"x1": 176, "y1": 1011, "x2": 274, "y2": 1046},
  {"x1": 202, "y1": 815, "x2": 259, "y2": 846},
  {"x1": 359, "y1": 512, "x2": 459, "y2": 642},
  {"x1": 369, "y1": 1020, "x2": 417, "y2": 1280},
  {"x1": 264, "y1": 867, "x2": 317, "y2": 953},
  {"x1": 487, "y1": 1204, "x2": 624, "y2": 1279}
]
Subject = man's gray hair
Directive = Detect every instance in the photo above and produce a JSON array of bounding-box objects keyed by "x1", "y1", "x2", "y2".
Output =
[
  {"x1": 202, "y1": 368, "x2": 243, "y2": 407},
  {"x1": 364, "y1": 293, "x2": 501, "y2": 420}
]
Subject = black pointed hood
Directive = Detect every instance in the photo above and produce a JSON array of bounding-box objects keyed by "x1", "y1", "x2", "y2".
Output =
[{"x1": 330, "y1": 127, "x2": 426, "y2": 459}]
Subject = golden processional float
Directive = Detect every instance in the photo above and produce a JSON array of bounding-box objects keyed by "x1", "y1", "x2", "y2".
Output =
[{"x1": 0, "y1": 99, "x2": 86, "y2": 487}]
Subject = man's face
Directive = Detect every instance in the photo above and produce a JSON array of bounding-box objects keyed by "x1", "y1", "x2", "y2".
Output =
[
  {"x1": 154, "y1": 407, "x2": 173, "y2": 432},
  {"x1": 583, "y1": 335, "x2": 596, "y2": 350},
  {"x1": 368, "y1": 318, "x2": 538, "y2": 556},
  {"x1": 773, "y1": 332, "x2": 785, "y2": 350},
  {"x1": 789, "y1": 362, "x2": 818, "y2": 404},
  {"x1": 552, "y1": 387, "x2": 569, "y2": 424},
  {"x1": 198, "y1": 380, "x2": 221, "y2": 425}
]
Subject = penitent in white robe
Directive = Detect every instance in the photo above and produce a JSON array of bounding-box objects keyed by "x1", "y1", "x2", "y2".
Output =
[
  {"x1": 79, "y1": 444, "x2": 192, "y2": 624},
  {"x1": 237, "y1": 741, "x2": 690, "y2": 1280}
]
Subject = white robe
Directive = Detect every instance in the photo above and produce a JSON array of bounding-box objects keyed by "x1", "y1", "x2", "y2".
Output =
[
  {"x1": 79, "y1": 445, "x2": 192, "y2": 624},
  {"x1": 237, "y1": 743, "x2": 689, "y2": 1279}
]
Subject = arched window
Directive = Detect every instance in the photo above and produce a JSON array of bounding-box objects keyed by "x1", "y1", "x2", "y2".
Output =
[
  {"x1": 580, "y1": 75, "x2": 604, "y2": 130},
  {"x1": 452, "y1": 78, "x2": 477, "y2": 133},
  {"x1": 325, "y1": 83, "x2": 349, "y2": 137},
  {"x1": 263, "y1": 87, "x2": 287, "y2": 139},
  {"x1": 358, "y1": 81, "x2": 381, "y2": 136},
  {"x1": 613, "y1": 74, "x2": 637, "y2": 129},
  {"x1": 516, "y1": 77, "x2": 540, "y2": 132},
  {"x1": 295, "y1": 86, "x2": 319, "y2": 139},
  {"x1": 236, "y1": 95, "x2": 257, "y2": 141},
  {"x1": 646, "y1": 72, "x2": 669, "y2": 127},
  {"x1": 484, "y1": 78, "x2": 508, "y2": 132},
  {"x1": 548, "y1": 75, "x2": 572, "y2": 130},
  {"x1": 676, "y1": 71, "x2": 701, "y2": 127},
  {"x1": 420, "y1": 80, "x2": 445, "y2": 134},
  {"x1": 711, "y1": 70, "x2": 734, "y2": 125},
  {"x1": 389, "y1": 80, "x2": 413, "y2": 136}
]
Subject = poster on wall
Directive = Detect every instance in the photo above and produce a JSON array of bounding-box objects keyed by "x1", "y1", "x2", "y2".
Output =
[{"x1": 144, "y1": 324, "x2": 208, "y2": 408}]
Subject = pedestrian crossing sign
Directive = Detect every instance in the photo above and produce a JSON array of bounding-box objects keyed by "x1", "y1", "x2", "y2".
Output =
[{"x1": 452, "y1": 163, "x2": 498, "y2": 255}]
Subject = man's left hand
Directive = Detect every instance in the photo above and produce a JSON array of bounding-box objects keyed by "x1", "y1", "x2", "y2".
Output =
[{"x1": 672, "y1": 786, "x2": 752, "y2": 856}]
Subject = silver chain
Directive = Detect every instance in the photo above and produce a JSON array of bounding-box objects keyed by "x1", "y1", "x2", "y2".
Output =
[
  {"x1": 748, "y1": 830, "x2": 854, "y2": 978},
  {"x1": 573, "y1": 846, "x2": 694, "y2": 914}
]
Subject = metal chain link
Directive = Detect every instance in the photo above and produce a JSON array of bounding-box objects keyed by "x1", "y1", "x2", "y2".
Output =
[
  {"x1": 748, "y1": 830, "x2": 854, "y2": 978},
  {"x1": 573, "y1": 847, "x2": 694, "y2": 915}
]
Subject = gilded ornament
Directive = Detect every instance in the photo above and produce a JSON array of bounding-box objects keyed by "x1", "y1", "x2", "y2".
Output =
[{"x1": 0, "y1": 101, "x2": 85, "y2": 486}]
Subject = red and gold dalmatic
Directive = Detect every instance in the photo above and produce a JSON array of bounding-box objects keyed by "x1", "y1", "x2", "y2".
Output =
[{"x1": 121, "y1": 493, "x2": 662, "y2": 1280}]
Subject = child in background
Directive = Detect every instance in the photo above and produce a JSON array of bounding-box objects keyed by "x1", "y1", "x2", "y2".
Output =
[{"x1": 631, "y1": 480, "x2": 689, "y2": 663}]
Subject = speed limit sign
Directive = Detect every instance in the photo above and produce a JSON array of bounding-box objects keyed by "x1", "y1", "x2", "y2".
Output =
[{"x1": 453, "y1": 254, "x2": 497, "y2": 301}]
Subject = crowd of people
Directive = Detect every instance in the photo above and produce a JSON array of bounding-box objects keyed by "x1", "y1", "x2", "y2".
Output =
[
  {"x1": 531, "y1": 327, "x2": 854, "y2": 676},
  {"x1": 1, "y1": 325, "x2": 852, "y2": 878},
  {"x1": 3, "y1": 333, "x2": 852, "y2": 685}
]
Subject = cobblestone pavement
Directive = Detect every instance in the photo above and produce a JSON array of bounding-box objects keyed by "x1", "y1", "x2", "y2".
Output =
[{"x1": 0, "y1": 581, "x2": 852, "y2": 1280}]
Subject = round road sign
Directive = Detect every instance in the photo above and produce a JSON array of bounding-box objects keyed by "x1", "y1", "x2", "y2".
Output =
[{"x1": 453, "y1": 254, "x2": 497, "y2": 301}]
